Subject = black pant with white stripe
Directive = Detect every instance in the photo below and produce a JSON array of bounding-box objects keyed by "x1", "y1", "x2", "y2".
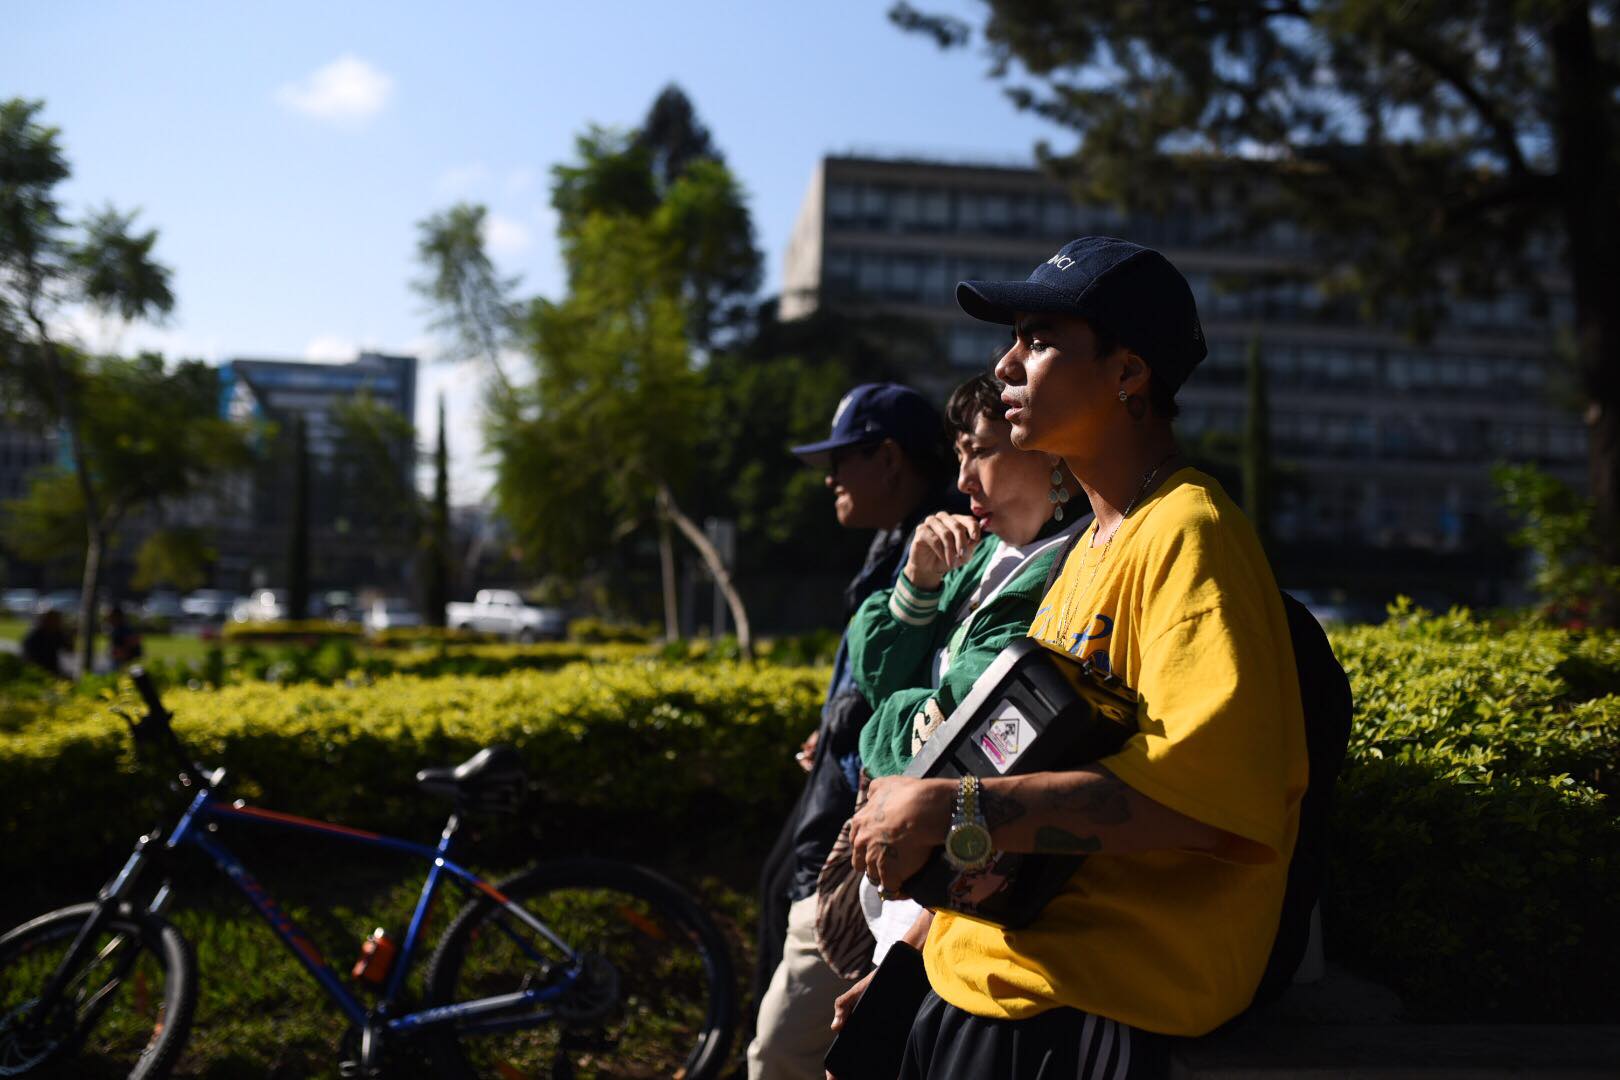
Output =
[{"x1": 900, "y1": 991, "x2": 1170, "y2": 1080}]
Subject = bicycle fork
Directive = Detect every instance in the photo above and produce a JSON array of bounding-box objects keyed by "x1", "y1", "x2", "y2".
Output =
[{"x1": 22, "y1": 830, "x2": 171, "y2": 1033}]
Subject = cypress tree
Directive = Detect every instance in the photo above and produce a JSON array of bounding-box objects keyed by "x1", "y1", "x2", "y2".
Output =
[
  {"x1": 285, "y1": 414, "x2": 310, "y2": 621},
  {"x1": 1242, "y1": 335, "x2": 1273, "y2": 553},
  {"x1": 424, "y1": 394, "x2": 451, "y2": 628}
]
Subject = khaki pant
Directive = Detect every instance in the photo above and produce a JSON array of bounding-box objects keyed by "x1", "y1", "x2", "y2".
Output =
[{"x1": 747, "y1": 895, "x2": 854, "y2": 1080}]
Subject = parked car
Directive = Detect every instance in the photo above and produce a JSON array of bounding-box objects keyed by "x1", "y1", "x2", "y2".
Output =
[
  {"x1": 181, "y1": 589, "x2": 238, "y2": 622},
  {"x1": 141, "y1": 591, "x2": 186, "y2": 622},
  {"x1": 230, "y1": 589, "x2": 288, "y2": 624},
  {"x1": 313, "y1": 590, "x2": 357, "y2": 623},
  {"x1": 365, "y1": 597, "x2": 424, "y2": 632},
  {"x1": 445, "y1": 589, "x2": 567, "y2": 642},
  {"x1": 2, "y1": 588, "x2": 39, "y2": 616}
]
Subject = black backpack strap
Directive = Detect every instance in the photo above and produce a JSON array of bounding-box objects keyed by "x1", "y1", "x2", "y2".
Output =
[
  {"x1": 1251, "y1": 591, "x2": 1355, "y2": 1006},
  {"x1": 1041, "y1": 517, "x2": 1093, "y2": 597}
]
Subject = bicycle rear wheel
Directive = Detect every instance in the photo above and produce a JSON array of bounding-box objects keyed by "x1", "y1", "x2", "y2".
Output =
[
  {"x1": 424, "y1": 858, "x2": 736, "y2": 1080},
  {"x1": 0, "y1": 902, "x2": 195, "y2": 1079}
]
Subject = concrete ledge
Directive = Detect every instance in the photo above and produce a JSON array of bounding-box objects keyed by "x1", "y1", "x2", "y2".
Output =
[
  {"x1": 1175, "y1": 1024, "x2": 1620, "y2": 1078},
  {"x1": 1172, "y1": 968, "x2": 1620, "y2": 1077}
]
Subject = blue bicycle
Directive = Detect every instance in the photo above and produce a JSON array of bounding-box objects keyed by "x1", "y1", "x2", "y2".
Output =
[{"x1": 0, "y1": 669, "x2": 736, "y2": 1079}]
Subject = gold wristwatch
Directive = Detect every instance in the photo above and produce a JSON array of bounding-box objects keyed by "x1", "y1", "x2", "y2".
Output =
[{"x1": 943, "y1": 775, "x2": 993, "y2": 872}]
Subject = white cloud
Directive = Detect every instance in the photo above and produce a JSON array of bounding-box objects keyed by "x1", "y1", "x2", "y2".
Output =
[
  {"x1": 275, "y1": 54, "x2": 394, "y2": 124},
  {"x1": 436, "y1": 162, "x2": 489, "y2": 194},
  {"x1": 303, "y1": 335, "x2": 359, "y2": 362},
  {"x1": 48, "y1": 306, "x2": 225, "y2": 362},
  {"x1": 482, "y1": 212, "x2": 531, "y2": 255},
  {"x1": 504, "y1": 167, "x2": 537, "y2": 195}
]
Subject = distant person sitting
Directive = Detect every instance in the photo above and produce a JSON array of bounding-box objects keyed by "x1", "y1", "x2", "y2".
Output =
[
  {"x1": 106, "y1": 606, "x2": 143, "y2": 668},
  {"x1": 21, "y1": 609, "x2": 69, "y2": 678}
]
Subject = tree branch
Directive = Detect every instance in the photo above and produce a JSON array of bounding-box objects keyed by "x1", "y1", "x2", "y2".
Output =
[
  {"x1": 1386, "y1": 27, "x2": 1530, "y2": 176},
  {"x1": 657, "y1": 482, "x2": 753, "y2": 660}
]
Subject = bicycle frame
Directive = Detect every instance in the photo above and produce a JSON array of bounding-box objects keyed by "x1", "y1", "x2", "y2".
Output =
[{"x1": 140, "y1": 784, "x2": 586, "y2": 1038}]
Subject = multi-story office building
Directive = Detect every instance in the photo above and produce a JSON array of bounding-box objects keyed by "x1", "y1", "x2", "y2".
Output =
[
  {"x1": 216, "y1": 352, "x2": 418, "y2": 591},
  {"x1": 781, "y1": 154, "x2": 1587, "y2": 601}
]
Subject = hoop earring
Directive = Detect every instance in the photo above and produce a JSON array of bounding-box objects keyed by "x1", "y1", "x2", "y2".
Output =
[
  {"x1": 1048, "y1": 460, "x2": 1072, "y2": 522},
  {"x1": 1118, "y1": 390, "x2": 1128, "y2": 403}
]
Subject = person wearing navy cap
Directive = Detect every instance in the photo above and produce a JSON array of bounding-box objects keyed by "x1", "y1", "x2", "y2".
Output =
[
  {"x1": 840, "y1": 238, "x2": 1308, "y2": 1078},
  {"x1": 747, "y1": 383, "x2": 956, "y2": 1079}
]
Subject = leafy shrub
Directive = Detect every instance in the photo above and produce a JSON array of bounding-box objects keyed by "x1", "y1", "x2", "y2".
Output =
[
  {"x1": 1494, "y1": 463, "x2": 1620, "y2": 626},
  {"x1": 757, "y1": 629, "x2": 842, "y2": 667},
  {"x1": 369, "y1": 626, "x2": 502, "y2": 647},
  {"x1": 6, "y1": 606, "x2": 1618, "y2": 1023},
  {"x1": 568, "y1": 617, "x2": 659, "y2": 644},
  {"x1": 1326, "y1": 601, "x2": 1619, "y2": 1021},
  {"x1": 222, "y1": 620, "x2": 364, "y2": 644},
  {"x1": 0, "y1": 659, "x2": 827, "y2": 887}
]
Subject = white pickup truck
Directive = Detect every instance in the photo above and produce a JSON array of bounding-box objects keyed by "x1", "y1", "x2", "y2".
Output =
[{"x1": 445, "y1": 589, "x2": 568, "y2": 641}]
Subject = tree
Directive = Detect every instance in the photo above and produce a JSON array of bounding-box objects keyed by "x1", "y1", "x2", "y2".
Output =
[
  {"x1": 285, "y1": 414, "x2": 309, "y2": 621},
  {"x1": 1495, "y1": 462, "x2": 1620, "y2": 624},
  {"x1": 422, "y1": 394, "x2": 451, "y2": 628},
  {"x1": 329, "y1": 391, "x2": 419, "y2": 584},
  {"x1": 889, "y1": 2, "x2": 1620, "y2": 554},
  {"x1": 1, "y1": 99, "x2": 184, "y2": 671},
  {"x1": 132, "y1": 527, "x2": 213, "y2": 593},
  {"x1": 413, "y1": 202, "x2": 521, "y2": 398},
  {"x1": 0, "y1": 354, "x2": 253, "y2": 654},
  {"x1": 1242, "y1": 335, "x2": 1273, "y2": 552},
  {"x1": 494, "y1": 93, "x2": 763, "y2": 651},
  {"x1": 553, "y1": 98, "x2": 761, "y2": 353}
]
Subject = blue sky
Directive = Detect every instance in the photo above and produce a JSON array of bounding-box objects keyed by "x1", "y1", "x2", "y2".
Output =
[{"x1": 7, "y1": 1, "x2": 1060, "y2": 499}]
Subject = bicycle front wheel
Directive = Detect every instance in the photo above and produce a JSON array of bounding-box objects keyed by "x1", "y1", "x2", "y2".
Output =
[
  {"x1": 425, "y1": 858, "x2": 736, "y2": 1080},
  {"x1": 0, "y1": 902, "x2": 195, "y2": 1079}
]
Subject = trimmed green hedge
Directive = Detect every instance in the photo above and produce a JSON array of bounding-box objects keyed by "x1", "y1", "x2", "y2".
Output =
[
  {"x1": 2, "y1": 660, "x2": 826, "y2": 886},
  {"x1": 1326, "y1": 603, "x2": 1619, "y2": 1021},
  {"x1": 220, "y1": 620, "x2": 364, "y2": 644},
  {"x1": 3, "y1": 606, "x2": 1617, "y2": 1022}
]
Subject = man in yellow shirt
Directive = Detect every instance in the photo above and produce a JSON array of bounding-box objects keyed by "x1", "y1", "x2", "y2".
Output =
[{"x1": 842, "y1": 237, "x2": 1307, "y2": 1078}]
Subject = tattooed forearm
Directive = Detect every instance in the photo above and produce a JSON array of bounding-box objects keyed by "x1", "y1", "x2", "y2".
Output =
[
  {"x1": 981, "y1": 787, "x2": 1026, "y2": 830},
  {"x1": 1033, "y1": 826, "x2": 1102, "y2": 854},
  {"x1": 1041, "y1": 769, "x2": 1132, "y2": 826}
]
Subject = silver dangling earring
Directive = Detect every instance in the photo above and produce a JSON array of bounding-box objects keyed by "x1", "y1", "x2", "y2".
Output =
[
  {"x1": 1118, "y1": 389, "x2": 1129, "y2": 402},
  {"x1": 1048, "y1": 462, "x2": 1072, "y2": 521}
]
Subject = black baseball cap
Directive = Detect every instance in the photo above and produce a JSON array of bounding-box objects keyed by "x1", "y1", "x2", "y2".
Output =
[
  {"x1": 791, "y1": 382, "x2": 940, "y2": 468},
  {"x1": 956, "y1": 236, "x2": 1207, "y2": 393}
]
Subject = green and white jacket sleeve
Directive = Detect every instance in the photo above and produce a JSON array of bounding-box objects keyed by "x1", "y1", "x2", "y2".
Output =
[
  {"x1": 855, "y1": 542, "x2": 1067, "y2": 779},
  {"x1": 847, "y1": 538, "x2": 999, "y2": 717}
]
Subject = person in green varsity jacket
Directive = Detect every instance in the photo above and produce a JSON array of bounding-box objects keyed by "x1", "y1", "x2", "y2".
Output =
[
  {"x1": 849, "y1": 373, "x2": 1087, "y2": 782},
  {"x1": 835, "y1": 372, "x2": 1088, "y2": 972}
]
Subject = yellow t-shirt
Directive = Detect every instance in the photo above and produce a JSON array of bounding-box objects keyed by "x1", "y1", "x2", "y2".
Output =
[{"x1": 923, "y1": 467, "x2": 1308, "y2": 1036}]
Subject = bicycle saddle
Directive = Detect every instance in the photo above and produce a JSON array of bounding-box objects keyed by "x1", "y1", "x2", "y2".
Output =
[{"x1": 415, "y1": 744, "x2": 528, "y2": 814}]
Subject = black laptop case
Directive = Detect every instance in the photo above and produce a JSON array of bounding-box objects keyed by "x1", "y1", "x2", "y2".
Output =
[{"x1": 898, "y1": 637, "x2": 1139, "y2": 928}]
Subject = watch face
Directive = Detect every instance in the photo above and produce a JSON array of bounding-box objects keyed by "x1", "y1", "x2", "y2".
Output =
[{"x1": 946, "y1": 823, "x2": 992, "y2": 868}]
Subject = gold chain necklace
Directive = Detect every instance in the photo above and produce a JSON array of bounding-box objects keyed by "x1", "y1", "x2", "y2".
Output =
[{"x1": 1059, "y1": 451, "x2": 1182, "y2": 642}]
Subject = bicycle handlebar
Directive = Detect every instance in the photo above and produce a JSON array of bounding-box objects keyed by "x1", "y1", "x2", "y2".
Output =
[
  {"x1": 125, "y1": 666, "x2": 212, "y2": 788},
  {"x1": 130, "y1": 666, "x2": 169, "y2": 722}
]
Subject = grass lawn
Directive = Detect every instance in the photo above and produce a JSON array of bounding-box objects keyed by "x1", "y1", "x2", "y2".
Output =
[{"x1": 0, "y1": 618, "x2": 214, "y2": 666}]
